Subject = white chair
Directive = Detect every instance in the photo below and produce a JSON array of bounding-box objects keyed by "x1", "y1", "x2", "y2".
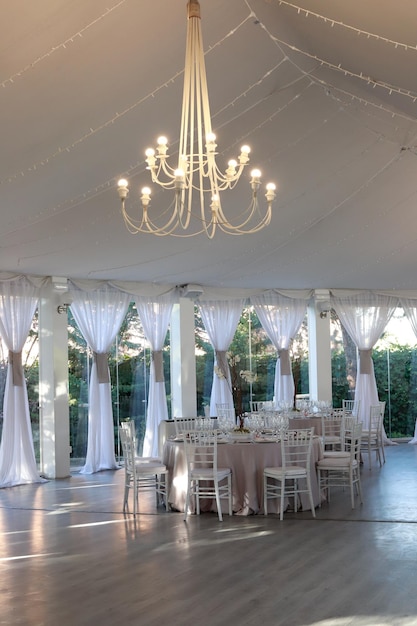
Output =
[
  {"x1": 317, "y1": 422, "x2": 363, "y2": 509},
  {"x1": 119, "y1": 425, "x2": 168, "y2": 515},
  {"x1": 250, "y1": 401, "x2": 265, "y2": 413},
  {"x1": 321, "y1": 413, "x2": 344, "y2": 451},
  {"x1": 263, "y1": 428, "x2": 316, "y2": 520},
  {"x1": 120, "y1": 419, "x2": 163, "y2": 463},
  {"x1": 216, "y1": 404, "x2": 236, "y2": 424},
  {"x1": 379, "y1": 401, "x2": 386, "y2": 463},
  {"x1": 183, "y1": 429, "x2": 233, "y2": 522},
  {"x1": 361, "y1": 404, "x2": 385, "y2": 469},
  {"x1": 342, "y1": 399, "x2": 361, "y2": 419},
  {"x1": 173, "y1": 416, "x2": 197, "y2": 437}
]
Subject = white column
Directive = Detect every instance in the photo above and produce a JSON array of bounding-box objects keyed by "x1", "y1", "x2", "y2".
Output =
[
  {"x1": 170, "y1": 298, "x2": 197, "y2": 417},
  {"x1": 307, "y1": 291, "x2": 332, "y2": 402},
  {"x1": 38, "y1": 279, "x2": 71, "y2": 478}
]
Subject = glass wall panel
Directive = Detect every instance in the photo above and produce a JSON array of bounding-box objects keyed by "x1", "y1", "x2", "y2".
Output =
[{"x1": 195, "y1": 306, "x2": 309, "y2": 415}]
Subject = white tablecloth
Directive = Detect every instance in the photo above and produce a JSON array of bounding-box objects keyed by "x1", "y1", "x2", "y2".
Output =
[{"x1": 163, "y1": 436, "x2": 323, "y2": 516}]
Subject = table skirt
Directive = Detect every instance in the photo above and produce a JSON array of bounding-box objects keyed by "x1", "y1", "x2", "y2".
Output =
[{"x1": 163, "y1": 437, "x2": 323, "y2": 516}]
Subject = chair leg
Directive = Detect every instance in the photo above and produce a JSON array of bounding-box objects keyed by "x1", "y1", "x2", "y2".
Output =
[
  {"x1": 228, "y1": 474, "x2": 233, "y2": 517},
  {"x1": 307, "y1": 475, "x2": 316, "y2": 518},
  {"x1": 280, "y1": 479, "x2": 285, "y2": 521},
  {"x1": 264, "y1": 475, "x2": 268, "y2": 516},
  {"x1": 184, "y1": 481, "x2": 191, "y2": 522},
  {"x1": 214, "y1": 480, "x2": 223, "y2": 522}
]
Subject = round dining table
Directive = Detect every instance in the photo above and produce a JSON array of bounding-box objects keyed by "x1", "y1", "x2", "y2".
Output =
[{"x1": 163, "y1": 433, "x2": 323, "y2": 516}]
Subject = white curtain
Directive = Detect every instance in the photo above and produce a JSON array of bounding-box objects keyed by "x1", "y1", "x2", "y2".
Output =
[
  {"x1": 70, "y1": 285, "x2": 130, "y2": 474},
  {"x1": 399, "y1": 298, "x2": 417, "y2": 444},
  {"x1": 0, "y1": 277, "x2": 44, "y2": 487},
  {"x1": 331, "y1": 291, "x2": 397, "y2": 431},
  {"x1": 199, "y1": 299, "x2": 246, "y2": 416},
  {"x1": 135, "y1": 293, "x2": 173, "y2": 458},
  {"x1": 251, "y1": 292, "x2": 307, "y2": 405}
]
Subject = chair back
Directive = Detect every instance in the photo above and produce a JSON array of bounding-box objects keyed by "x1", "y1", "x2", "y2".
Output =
[
  {"x1": 216, "y1": 405, "x2": 236, "y2": 424},
  {"x1": 183, "y1": 429, "x2": 219, "y2": 474},
  {"x1": 250, "y1": 401, "x2": 265, "y2": 414},
  {"x1": 119, "y1": 425, "x2": 136, "y2": 476},
  {"x1": 321, "y1": 413, "x2": 344, "y2": 448},
  {"x1": 368, "y1": 405, "x2": 384, "y2": 440},
  {"x1": 344, "y1": 421, "x2": 363, "y2": 462},
  {"x1": 174, "y1": 416, "x2": 197, "y2": 436},
  {"x1": 281, "y1": 428, "x2": 313, "y2": 470},
  {"x1": 343, "y1": 399, "x2": 361, "y2": 418}
]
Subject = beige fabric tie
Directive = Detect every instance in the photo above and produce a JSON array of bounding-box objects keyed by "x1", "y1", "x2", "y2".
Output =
[
  {"x1": 278, "y1": 348, "x2": 291, "y2": 375},
  {"x1": 359, "y1": 349, "x2": 372, "y2": 374},
  {"x1": 215, "y1": 350, "x2": 229, "y2": 379},
  {"x1": 9, "y1": 350, "x2": 23, "y2": 387},
  {"x1": 152, "y1": 350, "x2": 164, "y2": 383},
  {"x1": 93, "y1": 352, "x2": 110, "y2": 384}
]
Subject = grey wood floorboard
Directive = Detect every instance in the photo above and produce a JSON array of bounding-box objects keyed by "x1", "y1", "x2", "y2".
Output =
[{"x1": 1, "y1": 443, "x2": 417, "y2": 625}]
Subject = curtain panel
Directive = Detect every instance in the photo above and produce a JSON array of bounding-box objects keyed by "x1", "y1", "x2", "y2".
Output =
[
  {"x1": 69, "y1": 284, "x2": 130, "y2": 474},
  {"x1": 0, "y1": 276, "x2": 45, "y2": 487},
  {"x1": 135, "y1": 293, "x2": 174, "y2": 458},
  {"x1": 251, "y1": 292, "x2": 307, "y2": 406},
  {"x1": 331, "y1": 291, "x2": 397, "y2": 433},
  {"x1": 199, "y1": 299, "x2": 246, "y2": 416}
]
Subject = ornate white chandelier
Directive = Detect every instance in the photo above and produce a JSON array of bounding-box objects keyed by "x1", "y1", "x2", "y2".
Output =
[{"x1": 117, "y1": 0, "x2": 276, "y2": 238}]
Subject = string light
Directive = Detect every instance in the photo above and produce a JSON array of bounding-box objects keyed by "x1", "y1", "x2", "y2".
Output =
[
  {"x1": 273, "y1": 0, "x2": 417, "y2": 52},
  {"x1": 0, "y1": 0, "x2": 129, "y2": 89}
]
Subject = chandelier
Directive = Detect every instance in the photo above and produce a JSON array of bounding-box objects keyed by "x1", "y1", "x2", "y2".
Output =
[{"x1": 117, "y1": 0, "x2": 276, "y2": 238}]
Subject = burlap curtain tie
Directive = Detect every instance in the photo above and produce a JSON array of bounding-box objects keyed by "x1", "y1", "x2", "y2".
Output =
[
  {"x1": 278, "y1": 348, "x2": 291, "y2": 375},
  {"x1": 93, "y1": 351, "x2": 110, "y2": 384},
  {"x1": 215, "y1": 350, "x2": 229, "y2": 379},
  {"x1": 359, "y1": 348, "x2": 373, "y2": 374},
  {"x1": 9, "y1": 350, "x2": 23, "y2": 386},
  {"x1": 152, "y1": 350, "x2": 164, "y2": 383}
]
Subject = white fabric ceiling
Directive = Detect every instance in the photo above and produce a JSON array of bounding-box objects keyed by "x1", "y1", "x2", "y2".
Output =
[{"x1": 2, "y1": 0, "x2": 417, "y2": 291}]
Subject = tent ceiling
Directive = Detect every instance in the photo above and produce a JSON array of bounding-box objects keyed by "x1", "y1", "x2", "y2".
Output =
[{"x1": 2, "y1": 0, "x2": 417, "y2": 290}]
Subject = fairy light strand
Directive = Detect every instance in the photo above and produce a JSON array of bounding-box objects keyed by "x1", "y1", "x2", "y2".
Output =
[
  {"x1": 272, "y1": 0, "x2": 417, "y2": 52},
  {"x1": 0, "y1": 11, "x2": 252, "y2": 187},
  {"x1": 0, "y1": 0, "x2": 129, "y2": 89}
]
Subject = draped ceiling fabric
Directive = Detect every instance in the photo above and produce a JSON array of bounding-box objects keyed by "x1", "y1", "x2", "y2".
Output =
[
  {"x1": 135, "y1": 293, "x2": 174, "y2": 458},
  {"x1": 331, "y1": 291, "x2": 398, "y2": 433},
  {"x1": 199, "y1": 299, "x2": 246, "y2": 417},
  {"x1": 399, "y1": 298, "x2": 417, "y2": 444},
  {"x1": 251, "y1": 291, "x2": 308, "y2": 406},
  {"x1": 69, "y1": 283, "x2": 130, "y2": 474},
  {"x1": 0, "y1": 276, "x2": 45, "y2": 487}
]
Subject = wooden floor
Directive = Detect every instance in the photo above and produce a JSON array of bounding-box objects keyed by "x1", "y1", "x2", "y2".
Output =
[{"x1": 1, "y1": 443, "x2": 417, "y2": 626}]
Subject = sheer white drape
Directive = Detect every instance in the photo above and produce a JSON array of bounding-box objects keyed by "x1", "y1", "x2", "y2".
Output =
[
  {"x1": 399, "y1": 298, "x2": 417, "y2": 444},
  {"x1": 70, "y1": 285, "x2": 130, "y2": 474},
  {"x1": 251, "y1": 292, "x2": 307, "y2": 405},
  {"x1": 0, "y1": 277, "x2": 44, "y2": 487},
  {"x1": 331, "y1": 291, "x2": 397, "y2": 431},
  {"x1": 135, "y1": 293, "x2": 173, "y2": 458},
  {"x1": 199, "y1": 300, "x2": 245, "y2": 416}
]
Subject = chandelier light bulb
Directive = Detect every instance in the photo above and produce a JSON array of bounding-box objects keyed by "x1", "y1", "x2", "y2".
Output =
[
  {"x1": 117, "y1": 179, "x2": 129, "y2": 200},
  {"x1": 157, "y1": 136, "x2": 167, "y2": 146}
]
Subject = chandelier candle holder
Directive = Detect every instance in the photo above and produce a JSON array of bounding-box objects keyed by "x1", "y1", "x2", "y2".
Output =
[{"x1": 117, "y1": 0, "x2": 276, "y2": 238}]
